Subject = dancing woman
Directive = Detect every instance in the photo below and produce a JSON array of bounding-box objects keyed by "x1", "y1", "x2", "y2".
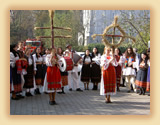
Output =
[
  {"x1": 100, "y1": 47, "x2": 118, "y2": 103},
  {"x1": 46, "y1": 48, "x2": 61, "y2": 105}
]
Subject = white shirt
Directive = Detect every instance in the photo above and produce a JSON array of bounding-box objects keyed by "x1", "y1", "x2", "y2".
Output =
[
  {"x1": 32, "y1": 54, "x2": 43, "y2": 63},
  {"x1": 100, "y1": 55, "x2": 118, "y2": 70},
  {"x1": 10, "y1": 52, "x2": 19, "y2": 68},
  {"x1": 45, "y1": 54, "x2": 61, "y2": 67},
  {"x1": 82, "y1": 56, "x2": 91, "y2": 63},
  {"x1": 123, "y1": 57, "x2": 136, "y2": 76},
  {"x1": 92, "y1": 53, "x2": 101, "y2": 65}
]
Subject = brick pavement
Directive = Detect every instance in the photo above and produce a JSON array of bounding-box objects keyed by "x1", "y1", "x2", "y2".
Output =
[{"x1": 10, "y1": 81, "x2": 150, "y2": 115}]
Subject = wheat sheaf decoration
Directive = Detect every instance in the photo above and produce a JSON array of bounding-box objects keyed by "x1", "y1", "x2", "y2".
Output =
[
  {"x1": 92, "y1": 16, "x2": 136, "y2": 49},
  {"x1": 49, "y1": 10, "x2": 55, "y2": 19}
]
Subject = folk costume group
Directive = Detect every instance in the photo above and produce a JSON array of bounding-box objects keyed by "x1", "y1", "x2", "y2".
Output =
[{"x1": 10, "y1": 42, "x2": 150, "y2": 105}]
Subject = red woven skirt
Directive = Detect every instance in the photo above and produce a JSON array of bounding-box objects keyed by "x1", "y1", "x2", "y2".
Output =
[
  {"x1": 103, "y1": 64, "x2": 116, "y2": 94},
  {"x1": 47, "y1": 66, "x2": 61, "y2": 90}
]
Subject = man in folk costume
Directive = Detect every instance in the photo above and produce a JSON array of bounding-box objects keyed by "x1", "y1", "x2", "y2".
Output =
[
  {"x1": 64, "y1": 44, "x2": 83, "y2": 92},
  {"x1": 100, "y1": 46, "x2": 118, "y2": 103},
  {"x1": 123, "y1": 47, "x2": 138, "y2": 93}
]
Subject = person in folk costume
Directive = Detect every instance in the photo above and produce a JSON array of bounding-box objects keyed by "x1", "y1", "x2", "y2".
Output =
[
  {"x1": 10, "y1": 44, "x2": 25, "y2": 100},
  {"x1": 91, "y1": 47, "x2": 101, "y2": 90},
  {"x1": 114, "y1": 48, "x2": 124, "y2": 92},
  {"x1": 32, "y1": 47, "x2": 44, "y2": 94},
  {"x1": 146, "y1": 48, "x2": 150, "y2": 96},
  {"x1": 64, "y1": 44, "x2": 83, "y2": 92},
  {"x1": 23, "y1": 48, "x2": 36, "y2": 96},
  {"x1": 57, "y1": 47, "x2": 68, "y2": 94},
  {"x1": 17, "y1": 41, "x2": 25, "y2": 58},
  {"x1": 43, "y1": 48, "x2": 52, "y2": 94},
  {"x1": 120, "y1": 52, "x2": 126, "y2": 87},
  {"x1": 133, "y1": 48, "x2": 141, "y2": 71},
  {"x1": 130, "y1": 48, "x2": 141, "y2": 91},
  {"x1": 123, "y1": 47, "x2": 137, "y2": 93},
  {"x1": 46, "y1": 48, "x2": 62, "y2": 105},
  {"x1": 10, "y1": 64, "x2": 12, "y2": 93},
  {"x1": 100, "y1": 46, "x2": 118, "y2": 103},
  {"x1": 17, "y1": 41, "x2": 27, "y2": 97},
  {"x1": 135, "y1": 52, "x2": 149, "y2": 95},
  {"x1": 81, "y1": 49, "x2": 92, "y2": 90}
]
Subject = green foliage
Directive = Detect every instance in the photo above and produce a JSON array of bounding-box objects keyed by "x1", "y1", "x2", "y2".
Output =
[
  {"x1": 10, "y1": 10, "x2": 35, "y2": 44},
  {"x1": 10, "y1": 10, "x2": 83, "y2": 49},
  {"x1": 118, "y1": 10, "x2": 150, "y2": 53},
  {"x1": 72, "y1": 45, "x2": 88, "y2": 52},
  {"x1": 87, "y1": 43, "x2": 105, "y2": 54}
]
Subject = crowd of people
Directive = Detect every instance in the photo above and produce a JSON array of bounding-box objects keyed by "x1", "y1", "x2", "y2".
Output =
[{"x1": 10, "y1": 41, "x2": 150, "y2": 105}]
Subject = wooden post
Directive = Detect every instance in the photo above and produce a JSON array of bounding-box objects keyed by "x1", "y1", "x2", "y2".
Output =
[{"x1": 34, "y1": 10, "x2": 72, "y2": 49}]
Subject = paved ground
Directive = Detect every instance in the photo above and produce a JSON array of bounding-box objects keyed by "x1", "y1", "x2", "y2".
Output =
[{"x1": 10, "y1": 79, "x2": 150, "y2": 115}]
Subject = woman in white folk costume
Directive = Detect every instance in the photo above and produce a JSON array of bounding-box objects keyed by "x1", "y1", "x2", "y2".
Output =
[
  {"x1": 123, "y1": 47, "x2": 137, "y2": 93},
  {"x1": 45, "y1": 48, "x2": 62, "y2": 105},
  {"x1": 64, "y1": 44, "x2": 83, "y2": 92},
  {"x1": 32, "y1": 47, "x2": 44, "y2": 94},
  {"x1": 57, "y1": 47, "x2": 68, "y2": 94},
  {"x1": 23, "y1": 48, "x2": 36, "y2": 96},
  {"x1": 81, "y1": 49, "x2": 92, "y2": 90},
  {"x1": 42, "y1": 48, "x2": 52, "y2": 94},
  {"x1": 100, "y1": 46, "x2": 118, "y2": 103},
  {"x1": 91, "y1": 47, "x2": 101, "y2": 90},
  {"x1": 10, "y1": 44, "x2": 26, "y2": 100}
]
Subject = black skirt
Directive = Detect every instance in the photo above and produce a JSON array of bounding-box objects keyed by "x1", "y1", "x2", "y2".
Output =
[
  {"x1": 81, "y1": 64, "x2": 91, "y2": 82},
  {"x1": 12, "y1": 67, "x2": 22, "y2": 93},
  {"x1": 91, "y1": 63, "x2": 101, "y2": 83},
  {"x1": 42, "y1": 64, "x2": 47, "y2": 79},
  {"x1": 35, "y1": 64, "x2": 43, "y2": 86},
  {"x1": 23, "y1": 65, "x2": 34, "y2": 89},
  {"x1": 60, "y1": 71, "x2": 68, "y2": 76},
  {"x1": 135, "y1": 68, "x2": 148, "y2": 88}
]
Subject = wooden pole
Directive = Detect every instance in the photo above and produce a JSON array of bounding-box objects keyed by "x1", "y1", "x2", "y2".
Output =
[
  {"x1": 111, "y1": 27, "x2": 116, "y2": 56},
  {"x1": 34, "y1": 10, "x2": 72, "y2": 48},
  {"x1": 51, "y1": 11, "x2": 54, "y2": 48}
]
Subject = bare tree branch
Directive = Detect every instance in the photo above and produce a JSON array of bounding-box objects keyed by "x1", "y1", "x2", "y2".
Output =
[{"x1": 124, "y1": 20, "x2": 148, "y2": 47}]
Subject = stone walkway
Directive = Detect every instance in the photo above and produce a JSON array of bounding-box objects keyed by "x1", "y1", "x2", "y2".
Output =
[{"x1": 10, "y1": 82, "x2": 150, "y2": 115}]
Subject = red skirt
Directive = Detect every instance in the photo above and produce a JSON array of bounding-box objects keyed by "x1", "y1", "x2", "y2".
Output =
[
  {"x1": 103, "y1": 64, "x2": 116, "y2": 94},
  {"x1": 47, "y1": 66, "x2": 61, "y2": 90}
]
